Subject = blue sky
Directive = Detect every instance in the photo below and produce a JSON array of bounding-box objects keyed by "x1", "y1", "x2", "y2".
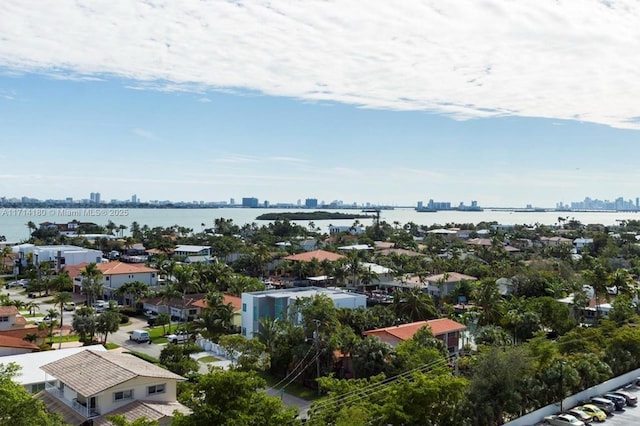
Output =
[{"x1": 1, "y1": 0, "x2": 640, "y2": 208}]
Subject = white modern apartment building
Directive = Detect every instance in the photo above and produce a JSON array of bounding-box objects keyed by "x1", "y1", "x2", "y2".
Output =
[{"x1": 241, "y1": 286, "x2": 366, "y2": 337}]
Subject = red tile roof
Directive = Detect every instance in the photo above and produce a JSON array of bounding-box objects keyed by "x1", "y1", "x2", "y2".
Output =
[
  {"x1": 191, "y1": 294, "x2": 241, "y2": 312},
  {"x1": 0, "y1": 306, "x2": 19, "y2": 316},
  {"x1": 283, "y1": 249, "x2": 345, "y2": 262},
  {"x1": 65, "y1": 261, "x2": 157, "y2": 278},
  {"x1": 363, "y1": 318, "x2": 466, "y2": 341},
  {"x1": 0, "y1": 334, "x2": 39, "y2": 350}
]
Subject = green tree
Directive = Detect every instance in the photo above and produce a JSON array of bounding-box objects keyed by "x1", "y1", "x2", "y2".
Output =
[
  {"x1": 219, "y1": 334, "x2": 267, "y2": 371},
  {"x1": 392, "y1": 288, "x2": 439, "y2": 322},
  {"x1": 198, "y1": 291, "x2": 235, "y2": 341},
  {"x1": 114, "y1": 280, "x2": 149, "y2": 308},
  {"x1": 465, "y1": 346, "x2": 534, "y2": 425},
  {"x1": 105, "y1": 414, "x2": 158, "y2": 426},
  {"x1": 96, "y1": 309, "x2": 120, "y2": 344},
  {"x1": 0, "y1": 363, "x2": 67, "y2": 425},
  {"x1": 72, "y1": 306, "x2": 97, "y2": 343},
  {"x1": 172, "y1": 369, "x2": 299, "y2": 426},
  {"x1": 385, "y1": 372, "x2": 468, "y2": 426},
  {"x1": 81, "y1": 262, "x2": 104, "y2": 306},
  {"x1": 158, "y1": 343, "x2": 200, "y2": 377}
]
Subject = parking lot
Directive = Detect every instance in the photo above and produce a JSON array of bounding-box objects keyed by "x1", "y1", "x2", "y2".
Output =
[{"x1": 537, "y1": 385, "x2": 640, "y2": 426}]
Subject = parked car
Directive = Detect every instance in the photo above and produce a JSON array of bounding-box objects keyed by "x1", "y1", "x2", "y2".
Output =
[
  {"x1": 63, "y1": 302, "x2": 76, "y2": 311},
  {"x1": 543, "y1": 413, "x2": 585, "y2": 426},
  {"x1": 564, "y1": 408, "x2": 592, "y2": 424},
  {"x1": 166, "y1": 330, "x2": 192, "y2": 344},
  {"x1": 34, "y1": 314, "x2": 54, "y2": 324},
  {"x1": 588, "y1": 397, "x2": 615, "y2": 415},
  {"x1": 611, "y1": 389, "x2": 638, "y2": 406},
  {"x1": 577, "y1": 404, "x2": 607, "y2": 422},
  {"x1": 602, "y1": 393, "x2": 626, "y2": 410},
  {"x1": 129, "y1": 329, "x2": 150, "y2": 343},
  {"x1": 93, "y1": 300, "x2": 107, "y2": 313}
]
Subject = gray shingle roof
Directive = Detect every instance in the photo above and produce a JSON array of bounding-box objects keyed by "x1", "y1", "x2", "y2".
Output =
[
  {"x1": 92, "y1": 400, "x2": 191, "y2": 425},
  {"x1": 40, "y1": 349, "x2": 185, "y2": 396}
]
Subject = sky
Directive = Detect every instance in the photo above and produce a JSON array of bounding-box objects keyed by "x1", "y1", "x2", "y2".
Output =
[{"x1": 1, "y1": 0, "x2": 640, "y2": 208}]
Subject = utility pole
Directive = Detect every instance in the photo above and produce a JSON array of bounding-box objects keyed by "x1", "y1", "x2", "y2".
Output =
[
  {"x1": 559, "y1": 361, "x2": 565, "y2": 412},
  {"x1": 314, "y1": 319, "x2": 321, "y2": 396}
]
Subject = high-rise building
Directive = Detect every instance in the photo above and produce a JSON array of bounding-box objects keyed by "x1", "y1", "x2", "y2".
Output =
[
  {"x1": 305, "y1": 198, "x2": 318, "y2": 208},
  {"x1": 230, "y1": 198, "x2": 235, "y2": 206},
  {"x1": 131, "y1": 194, "x2": 137, "y2": 203},
  {"x1": 242, "y1": 197, "x2": 259, "y2": 208}
]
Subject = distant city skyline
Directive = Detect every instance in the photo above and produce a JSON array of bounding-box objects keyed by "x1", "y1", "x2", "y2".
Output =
[
  {"x1": 1, "y1": 2, "x2": 640, "y2": 206},
  {"x1": 6, "y1": 191, "x2": 640, "y2": 211}
]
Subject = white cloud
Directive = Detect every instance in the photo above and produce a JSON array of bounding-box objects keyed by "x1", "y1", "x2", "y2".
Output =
[
  {"x1": 1, "y1": 1, "x2": 640, "y2": 129},
  {"x1": 131, "y1": 127, "x2": 156, "y2": 140}
]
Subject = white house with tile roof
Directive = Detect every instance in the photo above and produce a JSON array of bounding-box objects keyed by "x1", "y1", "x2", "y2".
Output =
[
  {"x1": 66, "y1": 261, "x2": 158, "y2": 301},
  {"x1": 0, "y1": 345, "x2": 106, "y2": 393},
  {"x1": 36, "y1": 349, "x2": 189, "y2": 426}
]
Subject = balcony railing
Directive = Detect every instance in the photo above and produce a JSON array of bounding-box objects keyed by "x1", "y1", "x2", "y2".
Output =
[{"x1": 44, "y1": 384, "x2": 100, "y2": 418}]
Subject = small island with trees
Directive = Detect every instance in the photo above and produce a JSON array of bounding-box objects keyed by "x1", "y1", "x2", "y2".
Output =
[{"x1": 255, "y1": 210, "x2": 372, "y2": 221}]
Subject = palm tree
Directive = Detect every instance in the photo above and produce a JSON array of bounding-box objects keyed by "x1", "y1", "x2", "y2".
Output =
[
  {"x1": 253, "y1": 316, "x2": 281, "y2": 353},
  {"x1": 476, "y1": 278, "x2": 505, "y2": 326},
  {"x1": 393, "y1": 288, "x2": 439, "y2": 322},
  {"x1": 46, "y1": 307, "x2": 59, "y2": 345},
  {"x1": 26, "y1": 221, "x2": 36, "y2": 239},
  {"x1": 25, "y1": 300, "x2": 40, "y2": 317},
  {"x1": 199, "y1": 291, "x2": 235, "y2": 341},
  {"x1": 114, "y1": 280, "x2": 149, "y2": 308},
  {"x1": 159, "y1": 283, "x2": 182, "y2": 333},
  {"x1": 81, "y1": 262, "x2": 104, "y2": 306},
  {"x1": 0, "y1": 246, "x2": 12, "y2": 273},
  {"x1": 53, "y1": 292, "x2": 71, "y2": 349}
]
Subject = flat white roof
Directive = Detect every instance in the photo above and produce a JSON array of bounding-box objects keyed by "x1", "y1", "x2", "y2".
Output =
[
  {"x1": 175, "y1": 245, "x2": 210, "y2": 252},
  {"x1": 1, "y1": 346, "x2": 107, "y2": 385}
]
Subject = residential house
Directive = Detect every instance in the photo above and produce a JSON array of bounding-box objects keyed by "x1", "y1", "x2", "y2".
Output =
[
  {"x1": 38, "y1": 221, "x2": 101, "y2": 237},
  {"x1": 573, "y1": 237, "x2": 594, "y2": 253},
  {"x1": 1, "y1": 346, "x2": 107, "y2": 393},
  {"x1": 363, "y1": 318, "x2": 467, "y2": 354},
  {"x1": 173, "y1": 245, "x2": 212, "y2": 257},
  {"x1": 328, "y1": 225, "x2": 365, "y2": 236},
  {"x1": 539, "y1": 236, "x2": 573, "y2": 246},
  {"x1": 0, "y1": 305, "x2": 47, "y2": 348},
  {"x1": 0, "y1": 334, "x2": 39, "y2": 356},
  {"x1": 422, "y1": 272, "x2": 478, "y2": 297},
  {"x1": 36, "y1": 348, "x2": 189, "y2": 426},
  {"x1": 67, "y1": 261, "x2": 159, "y2": 301},
  {"x1": 13, "y1": 244, "x2": 103, "y2": 270},
  {"x1": 192, "y1": 294, "x2": 242, "y2": 332},
  {"x1": 142, "y1": 294, "x2": 205, "y2": 322},
  {"x1": 283, "y1": 249, "x2": 345, "y2": 263},
  {"x1": 241, "y1": 287, "x2": 366, "y2": 338}
]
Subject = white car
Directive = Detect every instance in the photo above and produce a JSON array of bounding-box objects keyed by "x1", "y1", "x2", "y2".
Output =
[
  {"x1": 166, "y1": 330, "x2": 192, "y2": 344},
  {"x1": 543, "y1": 414, "x2": 585, "y2": 426}
]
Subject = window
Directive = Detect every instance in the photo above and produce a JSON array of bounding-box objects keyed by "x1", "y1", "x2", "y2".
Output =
[
  {"x1": 105, "y1": 276, "x2": 110, "y2": 281},
  {"x1": 147, "y1": 384, "x2": 166, "y2": 395},
  {"x1": 242, "y1": 303, "x2": 246, "y2": 312},
  {"x1": 0, "y1": 316, "x2": 9, "y2": 322},
  {"x1": 31, "y1": 383, "x2": 46, "y2": 393},
  {"x1": 113, "y1": 389, "x2": 133, "y2": 401},
  {"x1": 152, "y1": 273, "x2": 156, "y2": 278},
  {"x1": 253, "y1": 305, "x2": 258, "y2": 321}
]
